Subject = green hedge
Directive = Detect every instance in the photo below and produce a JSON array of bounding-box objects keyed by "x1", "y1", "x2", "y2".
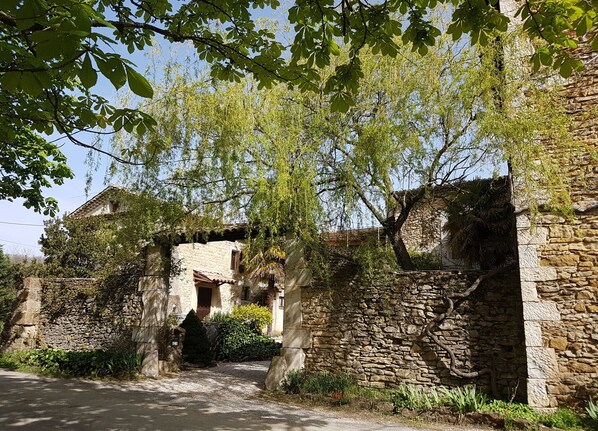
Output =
[
  {"x1": 213, "y1": 317, "x2": 280, "y2": 361},
  {"x1": 0, "y1": 349, "x2": 141, "y2": 378}
]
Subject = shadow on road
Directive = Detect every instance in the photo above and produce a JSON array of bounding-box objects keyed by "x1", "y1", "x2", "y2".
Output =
[{"x1": 0, "y1": 369, "x2": 329, "y2": 431}]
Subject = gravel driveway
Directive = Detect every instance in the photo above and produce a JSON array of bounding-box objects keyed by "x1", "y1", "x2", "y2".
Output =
[{"x1": 0, "y1": 362, "x2": 485, "y2": 431}]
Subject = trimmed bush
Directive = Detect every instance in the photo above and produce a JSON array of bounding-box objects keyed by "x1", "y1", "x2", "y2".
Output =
[
  {"x1": 230, "y1": 304, "x2": 272, "y2": 333},
  {"x1": 179, "y1": 309, "x2": 214, "y2": 366},
  {"x1": 213, "y1": 316, "x2": 280, "y2": 361}
]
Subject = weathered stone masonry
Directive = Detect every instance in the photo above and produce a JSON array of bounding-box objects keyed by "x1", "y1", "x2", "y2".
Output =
[
  {"x1": 301, "y1": 264, "x2": 527, "y2": 399},
  {"x1": 514, "y1": 45, "x2": 598, "y2": 409},
  {"x1": 2, "y1": 276, "x2": 142, "y2": 352}
]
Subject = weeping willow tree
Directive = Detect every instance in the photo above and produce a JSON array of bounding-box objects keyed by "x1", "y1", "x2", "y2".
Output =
[{"x1": 108, "y1": 28, "x2": 575, "y2": 270}]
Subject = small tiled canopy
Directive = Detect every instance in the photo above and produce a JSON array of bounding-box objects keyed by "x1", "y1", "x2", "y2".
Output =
[{"x1": 193, "y1": 270, "x2": 235, "y2": 286}]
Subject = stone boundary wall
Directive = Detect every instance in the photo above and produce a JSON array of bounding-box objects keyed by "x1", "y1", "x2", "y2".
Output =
[
  {"x1": 39, "y1": 277, "x2": 143, "y2": 350},
  {"x1": 2, "y1": 276, "x2": 142, "y2": 351},
  {"x1": 301, "y1": 264, "x2": 527, "y2": 399}
]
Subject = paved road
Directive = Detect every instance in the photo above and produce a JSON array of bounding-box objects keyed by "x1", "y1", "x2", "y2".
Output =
[{"x1": 0, "y1": 363, "x2": 474, "y2": 431}]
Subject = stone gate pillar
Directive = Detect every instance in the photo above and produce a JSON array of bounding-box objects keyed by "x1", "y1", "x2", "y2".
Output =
[
  {"x1": 1, "y1": 277, "x2": 42, "y2": 351},
  {"x1": 133, "y1": 245, "x2": 169, "y2": 377},
  {"x1": 265, "y1": 240, "x2": 312, "y2": 390}
]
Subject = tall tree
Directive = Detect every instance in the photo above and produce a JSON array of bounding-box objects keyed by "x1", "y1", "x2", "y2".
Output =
[
  {"x1": 110, "y1": 32, "x2": 574, "y2": 269},
  {"x1": 1, "y1": 0, "x2": 596, "y2": 214}
]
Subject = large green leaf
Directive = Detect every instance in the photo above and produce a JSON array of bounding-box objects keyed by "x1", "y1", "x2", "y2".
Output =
[
  {"x1": 79, "y1": 53, "x2": 98, "y2": 88},
  {"x1": 125, "y1": 65, "x2": 154, "y2": 98}
]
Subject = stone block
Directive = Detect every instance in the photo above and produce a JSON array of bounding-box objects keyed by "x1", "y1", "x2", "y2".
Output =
[
  {"x1": 523, "y1": 301, "x2": 561, "y2": 321},
  {"x1": 265, "y1": 356, "x2": 287, "y2": 390},
  {"x1": 145, "y1": 245, "x2": 166, "y2": 276},
  {"x1": 548, "y1": 337, "x2": 568, "y2": 351},
  {"x1": 520, "y1": 267, "x2": 558, "y2": 282},
  {"x1": 524, "y1": 321, "x2": 543, "y2": 347},
  {"x1": 284, "y1": 267, "x2": 313, "y2": 292},
  {"x1": 516, "y1": 214, "x2": 532, "y2": 229},
  {"x1": 138, "y1": 342, "x2": 159, "y2": 377},
  {"x1": 283, "y1": 289, "x2": 302, "y2": 329},
  {"x1": 283, "y1": 347, "x2": 306, "y2": 371},
  {"x1": 519, "y1": 245, "x2": 540, "y2": 268},
  {"x1": 283, "y1": 328, "x2": 312, "y2": 349},
  {"x1": 527, "y1": 347, "x2": 558, "y2": 379},
  {"x1": 131, "y1": 326, "x2": 158, "y2": 343},
  {"x1": 527, "y1": 379, "x2": 550, "y2": 408},
  {"x1": 521, "y1": 282, "x2": 539, "y2": 302},
  {"x1": 138, "y1": 275, "x2": 167, "y2": 292},
  {"x1": 517, "y1": 227, "x2": 548, "y2": 245},
  {"x1": 140, "y1": 288, "x2": 168, "y2": 327},
  {"x1": 284, "y1": 240, "x2": 308, "y2": 271}
]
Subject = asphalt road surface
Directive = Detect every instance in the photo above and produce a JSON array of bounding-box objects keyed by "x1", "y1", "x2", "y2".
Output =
[{"x1": 0, "y1": 362, "x2": 482, "y2": 431}]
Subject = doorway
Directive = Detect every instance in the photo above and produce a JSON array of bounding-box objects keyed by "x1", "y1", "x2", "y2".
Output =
[{"x1": 197, "y1": 286, "x2": 213, "y2": 320}]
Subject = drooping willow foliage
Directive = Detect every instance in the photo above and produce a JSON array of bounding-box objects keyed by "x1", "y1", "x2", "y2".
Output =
[{"x1": 107, "y1": 27, "x2": 578, "y2": 269}]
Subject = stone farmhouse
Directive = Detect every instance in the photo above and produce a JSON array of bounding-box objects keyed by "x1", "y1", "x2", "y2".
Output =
[{"x1": 67, "y1": 186, "x2": 285, "y2": 335}]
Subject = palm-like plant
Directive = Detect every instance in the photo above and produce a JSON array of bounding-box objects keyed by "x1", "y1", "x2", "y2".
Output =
[{"x1": 443, "y1": 178, "x2": 516, "y2": 269}]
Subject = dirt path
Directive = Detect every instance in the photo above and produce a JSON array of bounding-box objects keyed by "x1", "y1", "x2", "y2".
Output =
[{"x1": 0, "y1": 363, "x2": 487, "y2": 430}]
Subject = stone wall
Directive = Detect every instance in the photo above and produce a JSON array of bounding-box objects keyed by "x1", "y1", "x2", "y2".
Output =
[
  {"x1": 39, "y1": 277, "x2": 142, "y2": 350},
  {"x1": 2, "y1": 276, "x2": 142, "y2": 352},
  {"x1": 514, "y1": 45, "x2": 598, "y2": 408},
  {"x1": 301, "y1": 264, "x2": 527, "y2": 399}
]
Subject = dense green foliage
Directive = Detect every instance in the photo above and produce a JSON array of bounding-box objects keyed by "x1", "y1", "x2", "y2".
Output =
[
  {"x1": 2, "y1": 0, "x2": 595, "y2": 214},
  {"x1": 0, "y1": 349, "x2": 141, "y2": 378},
  {"x1": 390, "y1": 385, "x2": 446, "y2": 411},
  {"x1": 0, "y1": 246, "x2": 16, "y2": 332},
  {"x1": 282, "y1": 370, "x2": 355, "y2": 400},
  {"x1": 39, "y1": 194, "x2": 169, "y2": 278},
  {"x1": 40, "y1": 216, "x2": 120, "y2": 278},
  {"x1": 179, "y1": 309, "x2": 214, "y2": 366},
  {"x1": 112, "y1": 29, "x2": 575, "y2": 269},
  {"x1": 443, "y1": 177, "x2": 516, "y2": 269},
  {"x1": 230, "y1": 304, "x2": 273, "y2": 332},
  {"x1": 212, "y1": 315, "x2": 280, "y2": 361}
]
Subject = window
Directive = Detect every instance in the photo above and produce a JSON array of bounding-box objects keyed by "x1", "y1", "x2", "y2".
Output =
[
  {"x1": 278, "y1": 296, "x2": 284, "y2": 309},
  {"x1": 241, "y1": 286, "x2": 250, "y2": 301},
  {"x1": 231, "y1": 250, "x2": 241, "y2": 271},
  {"x1": 109, "y1": 200, "x2": 120, "y2": 213}
]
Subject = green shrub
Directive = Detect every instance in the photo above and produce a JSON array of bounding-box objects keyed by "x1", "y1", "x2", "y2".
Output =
[
  {"x1": 204, "y1": 311, "x2": 229, "y2": 323},
  {"x1": 410, "y1": 251, "x2": 443, "y2": 270},
  {"x1": 391, "y1": 385, "x2": 444, "y2": 412},
  {"x1": 213, "y1": 316, "x2": 280, "y2": 361},
  {"x1": 281, "y1": 371, "x2": 355, "y2": 404},
  {"x1": 282, "y1": 369, "x2": 307, "y2": 394},
  {"x1": 539, "y1": 408, "x2": 582, "y2": 430},
  {"x1": 301, "y1": 372, "x2": 355, "y2": 396},
  {"x1": 442, "y1": 385, "x2": 488, "y2": 414},
  {"x1": 180, "y1": 309, "x2": 214, "y2": 366},
  {"x1": 230, "y1": 304, "x2": 272, "y2": 332},
  {"x1": 587, "y1": 398, "x2": 598, "y2": 429},
  {"x1": 1, "y1": 349, "x2": 141, "y2": 378}
]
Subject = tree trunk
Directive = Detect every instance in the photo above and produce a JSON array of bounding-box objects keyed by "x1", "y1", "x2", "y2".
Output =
[{"x1": 390, "y1": 229, "x2": 416, "y2": 270}]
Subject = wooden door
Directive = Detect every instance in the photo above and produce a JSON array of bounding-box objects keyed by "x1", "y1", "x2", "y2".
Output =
[{"x1": 197, "y1": 286, "x2": 213, "y2": 320}]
